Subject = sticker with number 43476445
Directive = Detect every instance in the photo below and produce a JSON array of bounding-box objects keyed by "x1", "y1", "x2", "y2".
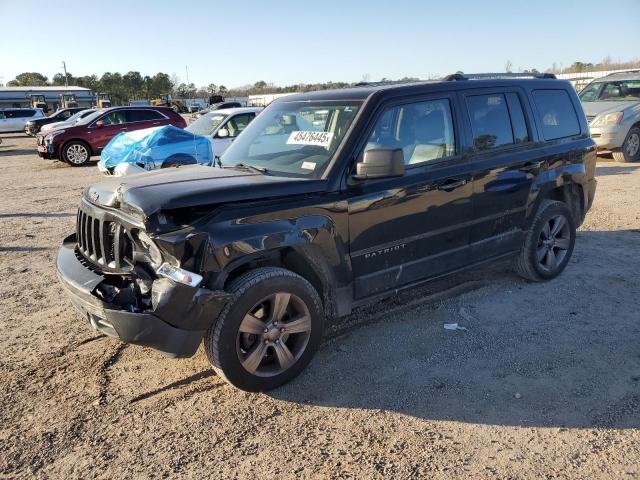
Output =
[{"x1": 286, "y1": 131, "x2": 333, "y2": 148}]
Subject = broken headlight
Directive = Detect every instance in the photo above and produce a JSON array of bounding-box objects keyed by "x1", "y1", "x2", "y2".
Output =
[{"x1": 157, "y1": 263, "x2": 203, "y2": 288}]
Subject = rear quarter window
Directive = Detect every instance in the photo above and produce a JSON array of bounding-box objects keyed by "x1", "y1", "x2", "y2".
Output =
[{"x1": 532, "y1": 89, "x2": 581, "y2": 140}]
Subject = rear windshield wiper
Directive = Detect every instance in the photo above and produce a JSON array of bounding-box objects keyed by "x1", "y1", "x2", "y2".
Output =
[{"x1": 226, "y1": 163, "x2": 270, "y2": 175}]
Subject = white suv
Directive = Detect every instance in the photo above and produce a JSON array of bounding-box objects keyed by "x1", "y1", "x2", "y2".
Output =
[
  {"x1": 0, "y1": 108, "x2": 46, "y2": 133},
  {"x1": 580, "y1": 71, "x2": 640, "y2": 162}
]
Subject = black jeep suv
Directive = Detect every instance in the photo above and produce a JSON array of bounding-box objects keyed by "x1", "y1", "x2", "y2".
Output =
[{"x1": 57, "y1": 73, "x2": 597, "y2": 391}]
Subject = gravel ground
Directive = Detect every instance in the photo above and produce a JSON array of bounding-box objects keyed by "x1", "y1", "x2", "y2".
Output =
[{"x1": 1, "y1": 132, "x2": 639, "y2": 479}]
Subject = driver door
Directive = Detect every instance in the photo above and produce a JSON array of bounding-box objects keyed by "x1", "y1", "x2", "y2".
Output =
[
  {"x1": 347, "y1": 95, "x2": 474, "y2": 299},
  {"x1": 92, "y1": 110, "x2": 128, "y2": 151}
]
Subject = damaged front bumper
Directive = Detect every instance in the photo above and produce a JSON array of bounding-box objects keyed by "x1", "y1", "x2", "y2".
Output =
[{"x1": 56, "y1": 234, "x2": 230, "y2": 357}]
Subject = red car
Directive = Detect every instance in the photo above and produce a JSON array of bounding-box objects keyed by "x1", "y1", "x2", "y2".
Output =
[{"x1": 36, "y1": 106, "x2": 186, "y2": 166}]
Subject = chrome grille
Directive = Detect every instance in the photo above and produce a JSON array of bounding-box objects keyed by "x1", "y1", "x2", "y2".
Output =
[{"x1": 76, "y1": 205, "x2": 133, "y2": 271}]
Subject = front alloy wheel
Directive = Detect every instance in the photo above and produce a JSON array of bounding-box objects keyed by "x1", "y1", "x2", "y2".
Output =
[
  {"x1": 613, "y1": 127, "x2": 640, "y2": 162},
  {"x1": 205, "y1": 267, "x2": 323, "y2": 391},
  {"x1": 63, "y1": 141, "x2": 90, "y2": 166},
  {"x1": 237, "y1": 293, "x2": 312, "y2": 377}
]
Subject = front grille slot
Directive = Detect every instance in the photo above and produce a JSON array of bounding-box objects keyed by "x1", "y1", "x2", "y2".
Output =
[{"x1": 76, "y1": 205, "x2": 133, "y2": 272}]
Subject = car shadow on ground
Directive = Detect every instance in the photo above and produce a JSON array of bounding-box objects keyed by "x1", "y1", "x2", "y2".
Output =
[
  {"x1": 596, "y1": 164, "x2": 640, "y2": 176},
  {"x1": 0, "y1": 149, "x2": 37, "y2": 157},
  {"x1": 0, "y1": 212, "x2": 75, "y2": 219},
  {"x1": 266, "y1": 230, "x2": 640, "y2": 430}
]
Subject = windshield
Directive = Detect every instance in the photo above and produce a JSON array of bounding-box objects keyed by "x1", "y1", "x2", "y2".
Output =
[
  {"x1": 186, "y1": 113, "x2": 227, "y2": 136},
  {"x1": 579, "y1": 80, "x2": 640, "y2": 102},
  {"x1": 221, "y1": 101, "x2": 361, "y2": 178},
  {"x1": 67, "y1": 110, "x2": 93, "y2": 123}
]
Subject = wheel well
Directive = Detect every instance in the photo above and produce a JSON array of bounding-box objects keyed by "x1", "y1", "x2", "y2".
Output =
[
  {"x1": 543, "y1": 183, "x2": 585, "y2": 227},
  {"x1": 223, "y1": 247, "x2": 334, "y2": 318},
  {"x1": 162, "y1": 154, "x2": 196, "y2": 168},
  {"x1": 62, "y1": 139, "x2": 94, "y2": 157}
]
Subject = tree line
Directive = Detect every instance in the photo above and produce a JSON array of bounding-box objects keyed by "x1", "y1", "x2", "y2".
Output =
[
  {"x1": 3, "y1": 71, "x2": 415, "y2": 105},
  {"x1": 4, "y1": 57, "x2": 639, "y2": 104}
]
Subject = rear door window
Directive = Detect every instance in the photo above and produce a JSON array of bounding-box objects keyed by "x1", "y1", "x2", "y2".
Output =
[
  {"x1": 532, "y1": 89, "x2": 581, "y2": 140},
  {"x1": 127, "y1": 109, "x2": 166, "y2": 122},
  {"x1": 18, "y1": 109, "x2": 36, "y2": 118},
  {"x1": 466, "y1": 94, "x2": 514, "y2": 150}
]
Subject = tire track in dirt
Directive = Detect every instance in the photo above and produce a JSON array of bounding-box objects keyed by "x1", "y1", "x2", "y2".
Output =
[{"x1": 97, "y1": 343, "x2": 127, "y2": 406}]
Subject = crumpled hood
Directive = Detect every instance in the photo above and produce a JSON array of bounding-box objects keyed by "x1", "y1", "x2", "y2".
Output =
[
  {"x1": 85, "y1": 165, "x2": 325, "y2": 218},
  {"x1": 582, "y1": 100, "x2": 639, "y2": 117}
]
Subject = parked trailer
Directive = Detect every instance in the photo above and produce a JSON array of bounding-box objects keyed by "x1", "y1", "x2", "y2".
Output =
[{"x1": 0, "y1": 86, "x2": 94, "y2": 111}]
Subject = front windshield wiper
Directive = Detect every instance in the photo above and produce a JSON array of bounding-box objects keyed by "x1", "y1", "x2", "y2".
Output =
[{"x1": 225, "y1": 163, "x2": 270, "y2": 175}]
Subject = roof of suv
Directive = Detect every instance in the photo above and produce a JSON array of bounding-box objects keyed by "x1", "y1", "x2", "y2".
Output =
[{"x1": 273, "y1": 77, "x2": 569, "y2": 103}]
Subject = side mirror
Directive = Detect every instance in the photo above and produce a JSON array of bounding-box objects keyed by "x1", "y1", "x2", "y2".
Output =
[
  {"x1": 95, "y1": 120, "x2": 105, "y2": 128},
  {"x1": 216, "y1": 128, "x2": 229, "y2": 138},
  {"x1": 353, "y1": 148, "x2": 405, "y2": 180}
]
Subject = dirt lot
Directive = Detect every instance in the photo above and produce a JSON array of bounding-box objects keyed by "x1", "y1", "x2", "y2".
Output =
[{"x1": 1, "y1": 132, "x2": 639, "y2": 479}]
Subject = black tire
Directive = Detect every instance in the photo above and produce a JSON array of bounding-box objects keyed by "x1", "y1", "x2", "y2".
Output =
[
  {"x1": 514, "y1": 200, "x2": 576, "y2": 282},
  {"x1": 62, "y1": 140, "x2": 91, "y2": 166},
  {"x1": 611, "y1": 127, "x2": 640, "y2": 163},
  {"x1": 161, "y1": 154, "x2": 196, "y2": 168},
  {"x1": 204, "y1": 267, "x2": 324, "y2": 391}
]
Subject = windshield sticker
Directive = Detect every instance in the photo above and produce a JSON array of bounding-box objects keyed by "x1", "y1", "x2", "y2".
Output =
[
  {"x1": 287, "y1": 131, "x2": 333, "y2": 148},
  {"x1": 301, "y1": 161, "x2": 316, "y2": 170}
]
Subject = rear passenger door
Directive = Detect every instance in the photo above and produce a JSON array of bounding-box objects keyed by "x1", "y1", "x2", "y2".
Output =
[
  {"x1": 348, "y1": 94, "x2": 475, "y2": 299},
  {"x1": 461, "y1": 88, "x2": 542, "y2": 260}
]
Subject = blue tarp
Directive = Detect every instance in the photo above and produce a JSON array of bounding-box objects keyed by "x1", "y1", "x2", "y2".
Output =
[{"x1": 98, "y1": 125, "x2": 213, "y2": 172}]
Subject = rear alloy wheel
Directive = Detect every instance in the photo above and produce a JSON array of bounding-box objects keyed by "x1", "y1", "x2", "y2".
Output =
[
  {"x1": 205, "y1": 267, "x2": 323, "y2": 391},
  {"x1": 63, "y1": 141, "x2": 90, "y2": 166},
  {"x1": 514, "y1": 200, "x2": 576, "y2": 281},
  {"x1": 612, "y1": 127, "x2": 640, "y2": 163}
]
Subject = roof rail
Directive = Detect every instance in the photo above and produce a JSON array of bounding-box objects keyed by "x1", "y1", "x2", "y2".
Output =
[
  {"x1": 354, "y1": 79, "x2": 421, "y2": 87},
  {"x1": 444, "y1": 72, "x2": 557, "y2": 81}
]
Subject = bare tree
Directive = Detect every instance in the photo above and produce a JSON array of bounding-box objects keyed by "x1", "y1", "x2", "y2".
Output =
[{"x1": 504, "y1": 60, "x2": 513, "y2": 73}]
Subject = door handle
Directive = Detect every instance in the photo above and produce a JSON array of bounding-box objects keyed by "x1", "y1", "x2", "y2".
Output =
[
  {"x1": 519, "y1": 161, "x2": 543, "y2": 172},
  {"x1": 437, "y1": 178, "x2": 467, "y2": 191}
]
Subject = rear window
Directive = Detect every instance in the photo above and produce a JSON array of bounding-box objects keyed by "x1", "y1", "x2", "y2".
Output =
[{"x1": 532, "y1": 90, "x2": 581, "y2": 140}]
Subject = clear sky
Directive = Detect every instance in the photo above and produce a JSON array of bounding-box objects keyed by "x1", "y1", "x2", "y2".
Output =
[{"x1": 1, "y1": 0, "x2": 638, "y2": 88}]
